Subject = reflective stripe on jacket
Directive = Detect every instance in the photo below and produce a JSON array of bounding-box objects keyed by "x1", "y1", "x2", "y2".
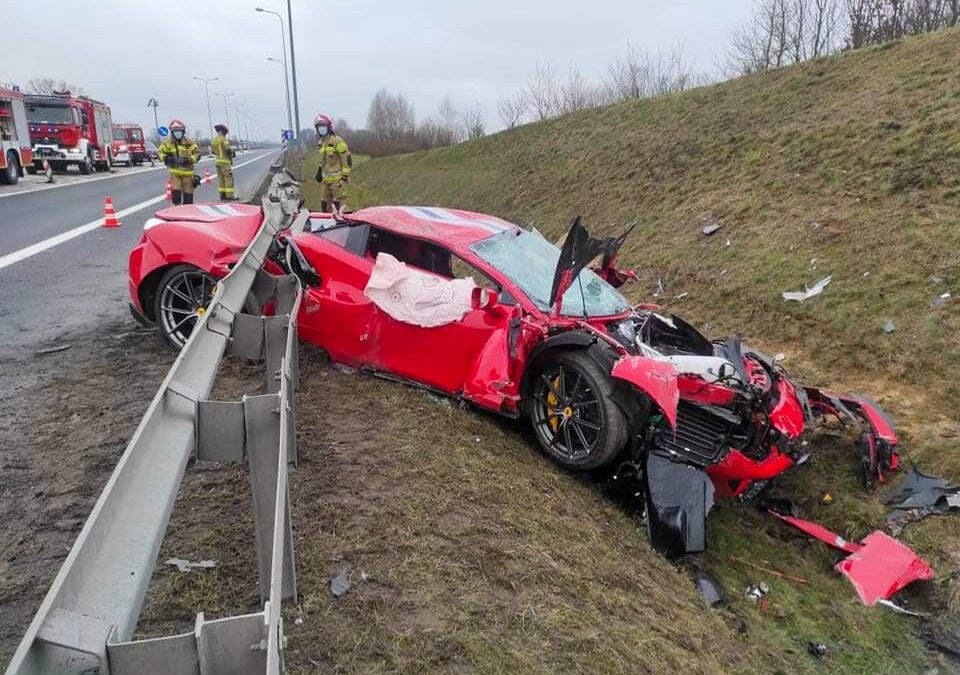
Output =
[
  {"x1": 318, "y1": 134, "x2": 351, "y2": 183},
  {"x1": 212, "y1": 135, "x2": 232, "y2": 165},
  {"x1": 158, "y1": 138, "x2": 199, "y2": 177}
]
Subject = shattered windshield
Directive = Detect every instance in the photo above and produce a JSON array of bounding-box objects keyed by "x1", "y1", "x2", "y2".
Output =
[{"x1": 471, "y1": 229, "x2": 630, "y2": 317}]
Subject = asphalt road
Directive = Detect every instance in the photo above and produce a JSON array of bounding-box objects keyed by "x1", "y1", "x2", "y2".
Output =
[{"x1": 0, "y1": 149, "x2": 281, "y2": 362}]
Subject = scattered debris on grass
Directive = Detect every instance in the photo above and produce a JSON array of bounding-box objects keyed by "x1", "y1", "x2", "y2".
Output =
[
  {"x1": 675, "y1": 292, "x2": 689, "y2": 299},
  {"x1": 35, "y1": 344, "x2": 72, "y2": 356},
  {"x1": 694, "y1": 571, "x2": 726, "y2": 606},
  {"x1": 822, "y1": 492, "x2": 834, "y2": 504},
  {"x1": 782, "y1": 275, "x2": 832, "y2": 302},
  {"x1": 729, "y1": 555, "x2": 809, "y2": 584},
  {"x1": 654, "y1": 277, "x2": 665, "y2": 296},
  {"x1": 331, "y1": 363, "x2": 356, "y2": 375},
  {"x1": 807, "y1": 642, "x2": 830, "y2": 660},
  {"x1": 884, "y1": 466, "x2": 960, "y2": 534},
  {"x1": 744, "y1": 582, "x2": 769, "y2": 603},
  {"x1": 165, "y1": 558, "x2": 217, "y2": 573},
  {"x1": 702, "y1": 223, "x2": 723, "y2": 236},
  {"x1": 329, "y1": 568, "x2": 351, "y2": 598},
  {"x1": 883, "y1": 320, "x2": 896, "y2": 334},
  {"x1": 932, "y1": 292, "x2": 952, "y2": 308}
]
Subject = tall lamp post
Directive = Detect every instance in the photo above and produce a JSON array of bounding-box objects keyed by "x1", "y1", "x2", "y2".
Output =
[
  {"x1": 286, "y1": 0, "x2": 301, "y2": 140},
  {"x1": 192, "y1": 76, "x2": 219, "y2": 144},
  {"x1": 146, "y1": 98, "x2": 160, "y2": 141},
  {"x1": 256, "y1": 8, "x2": 294, "y2": 137},
  {"x1": 214, "y1": 92, "x2": 236, "y2": 137}
]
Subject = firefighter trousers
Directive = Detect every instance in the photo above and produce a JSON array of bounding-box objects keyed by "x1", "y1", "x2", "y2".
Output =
[
  {"x1": 217, "y1": 163, "x2": 234, "y2": 197},
  {"x1": 170, "y1": 172, "x2": 195, "y2": 205}
]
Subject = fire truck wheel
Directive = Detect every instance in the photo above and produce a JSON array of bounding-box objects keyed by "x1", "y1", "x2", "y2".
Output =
[
  {"x1": 1, "y1": 152, "x2": 19, "y2": 185},
  {"x1": 78, "y1": 153, "x2": 93, "y2": 175}
]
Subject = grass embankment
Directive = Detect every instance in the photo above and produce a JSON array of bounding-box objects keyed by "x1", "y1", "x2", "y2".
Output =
[{"x1": 291, "y1": 29, "x2": 960, "y2": 673}]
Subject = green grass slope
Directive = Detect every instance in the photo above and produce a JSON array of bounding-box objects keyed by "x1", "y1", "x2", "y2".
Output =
[{"x1": 296, "y1": 29, "x2": 960, "y2": 673}]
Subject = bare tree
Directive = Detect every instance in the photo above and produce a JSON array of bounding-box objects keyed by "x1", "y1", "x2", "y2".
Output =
[
  {"x1": 460, "y1": 101, "x2": 486, "y2": 140},
  {"x1": 366, "y1": 88, "x2": 415, "y2": 141},
  {"x1": 437, "y1": 96, "x2": 461, "y2": 145},
  {"x1": 525, "y1": 61, "x2": 561, "y2": 120},
  {"x1": 497, "y1": 90, "x2": 528, "y2": 129},
  {"x1": 27, "y1": 78, "x2": 84, "y2": 95}
]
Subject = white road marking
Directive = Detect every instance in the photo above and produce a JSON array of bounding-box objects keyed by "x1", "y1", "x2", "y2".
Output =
[
  {"x1": 0, "y1": 151, "x2": 279, "y2": 272},
  {"x1": 0, "y1": 150, "x2": 268, "y2": 200}
]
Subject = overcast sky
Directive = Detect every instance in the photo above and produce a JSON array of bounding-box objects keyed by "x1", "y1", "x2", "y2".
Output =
[{"x1": 6, "y1": 0, "x2": 754, "y2": 140}]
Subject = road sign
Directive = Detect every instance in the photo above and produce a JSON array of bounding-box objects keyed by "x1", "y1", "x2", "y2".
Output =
[
  {"x1": 157, "y1": 126, "x2": 169, "y2": 138},
  {"x1": 282, "y1": 129, "x2": 294, "y2": 141}
]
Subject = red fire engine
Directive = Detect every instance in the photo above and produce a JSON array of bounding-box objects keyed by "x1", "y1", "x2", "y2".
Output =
[
  {"x1": 25, "y1": 92, "x2": 113, "y2": 174},
  {"x1": 112, "y1": 123, "x2": 148, "y2": 166},
  {"x1": 0, "y1": 86, "x2": 33, "y2": 185}
]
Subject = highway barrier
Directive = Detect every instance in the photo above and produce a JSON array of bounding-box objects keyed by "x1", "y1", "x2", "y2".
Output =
[{"x1": 6, "y1": 171, "x2": 304, "y2": 675}]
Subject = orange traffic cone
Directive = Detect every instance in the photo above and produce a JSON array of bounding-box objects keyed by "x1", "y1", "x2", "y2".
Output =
[
  {"x1": 164, "y1": 178, "x2": 172, "y2": 201},
  {"x1": 204, "y1": 168, "x2": 212, "y2": 184},
  {"x1": 102, "y1": 196, "x2": 121, "y2": 228}
]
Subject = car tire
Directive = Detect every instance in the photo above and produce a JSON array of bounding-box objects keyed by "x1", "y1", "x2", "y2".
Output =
[
  {"x1": 1, "y1": 151, "x2": 19, "y2": 185},
  {"x1": 530, "y1": 350, "x2": 629, "y2": 470},
  {"x1": 79, "y1": 153, "x2": 93, "y2": 175},
  {"x1": 154, "y1": 264, "x2": 218, "y2": 350}
]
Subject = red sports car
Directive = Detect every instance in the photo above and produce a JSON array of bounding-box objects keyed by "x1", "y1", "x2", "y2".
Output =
[{"x1": 128, "y1": 200, "x2": 899, "y2": 556}]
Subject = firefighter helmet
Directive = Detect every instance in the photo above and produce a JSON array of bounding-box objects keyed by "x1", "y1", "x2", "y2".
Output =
[
  {"x1": 214, "y1": 123, "x2": 228, "y2": 135},
  {"x1": 313, "y1": 114, "x2": 333, "y2": 131},
  {"x1": 169, "y1": 119, "x2": 186, "y2": 131}
]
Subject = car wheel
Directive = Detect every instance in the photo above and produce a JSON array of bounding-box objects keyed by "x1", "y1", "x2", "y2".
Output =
[
  {"x1": 530, "y1": 350, "x2": 629, "y2": 470},
  {"x1": 1, "y1": 152, "x2": 19, "y2": 185},
  {"x1": 78, "y1": 153, "x2": 93, "y2": 175},
  {"x1": 154, "y1": 264, "x2": 218, "y2": 350}
]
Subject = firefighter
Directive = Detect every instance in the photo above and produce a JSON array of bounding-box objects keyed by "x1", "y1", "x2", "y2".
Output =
[
  {"x1": 158, "y1": 119, "x2": 199, "y2": 205},
  {"x1": 211, "y1": 123, "x2": 237, "y2": 201},
  {"x1": 313, "y1": 114, "x2": 352, "y2": 214}
]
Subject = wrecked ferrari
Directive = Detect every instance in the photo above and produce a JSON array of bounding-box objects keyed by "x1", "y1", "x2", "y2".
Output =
[{"x1": 128, "y1": 199, "x2": 899, "y2": 556}]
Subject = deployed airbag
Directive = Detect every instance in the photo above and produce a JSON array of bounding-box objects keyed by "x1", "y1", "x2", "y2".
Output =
[{"x1": 364, "y1": 253, "x2": 477, "y2": 328}]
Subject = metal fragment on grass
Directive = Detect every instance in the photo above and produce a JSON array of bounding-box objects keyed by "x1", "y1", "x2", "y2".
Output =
[
  {"x1": 166, "y1": 558, "x2": 217, "y2": 573},
  {"x1": 883, "y1": 321, "x2": 896, "y2": 334},
  {"x1": 36, "y1": 344, "x2": 72, "y2": 355},
  {"x1": 330, "y1": 569, "x2": 351, "y2": 598},
  {"x1": 702, "y1": 223, "x2": 723, "y2": 236},
  {"x1": 782, "y1": 275, "x2": 832, "y2": 302}
]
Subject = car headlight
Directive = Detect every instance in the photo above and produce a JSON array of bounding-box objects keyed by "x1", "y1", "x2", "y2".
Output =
[
  {"x1": 119, "y1": 144, "x2": 128, "y2": 152},
  {"x1": 71, "y1": 147, "x2": 83, "y2": 154}
]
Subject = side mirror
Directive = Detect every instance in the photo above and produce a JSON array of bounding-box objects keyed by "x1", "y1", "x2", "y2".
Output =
[
  {"x1": 471, "y1": 287, "x2": 500, "y2": 311},
  {"x1": 717, "y1": 363, "x2": 733, "y2": 381}
]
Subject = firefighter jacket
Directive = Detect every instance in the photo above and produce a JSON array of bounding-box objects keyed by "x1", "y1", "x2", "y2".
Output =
[
  {"x1": 317, "y1": 133, "x2": 351, "y2": 183},
  {"x1": 211, "y1": 135, "x2": 233, "y2": 166},
  {"x1": 159, "y1": 137, "x2": 200, "y2": 177}
]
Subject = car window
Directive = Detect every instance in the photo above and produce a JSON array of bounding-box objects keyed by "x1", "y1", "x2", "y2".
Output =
[
  {"x1": 312, "y1": 222, "x2": 369, "y2": 257},
  {"x1": 366, "y1": 227, "x2": 453, "y2": 277},
  {"x1": 449, "y1": 255, "x2": 516, "y2": 305}
]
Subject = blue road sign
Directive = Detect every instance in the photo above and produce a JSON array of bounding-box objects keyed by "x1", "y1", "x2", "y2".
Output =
[
  {"x1": 157, "y1": 126, "x2": 169, "y2": 138},
  {"x1": 282, "y1": 129, "x2": 294, "y2": 141}
]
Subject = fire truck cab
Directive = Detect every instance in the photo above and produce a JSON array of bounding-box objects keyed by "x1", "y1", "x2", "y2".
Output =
[
  {"x1": 112, "y1": 123, "x2": 148, "y2": 166},
  {"x1": 0, "y1": 86, "x2": 32, "y2": 185},
  {"x1": 26, "y1": 92, "x2": 113, "y2": 175}
]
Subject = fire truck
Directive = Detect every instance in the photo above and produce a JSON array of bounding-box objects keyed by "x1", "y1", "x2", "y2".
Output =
[
  {"x1": 112, "y1": 123, "x2": 148, "y2": 166},
  {"x1": 25, "y1": 92, "x2": 113, "y2": 174},
  {"x1": 0, "y1": 86, "x2": 32, "y2": 185}
]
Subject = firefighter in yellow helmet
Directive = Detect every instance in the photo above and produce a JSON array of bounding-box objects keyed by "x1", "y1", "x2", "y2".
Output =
[
  {"x1": 313, "y1": 114, "x2": 351, "y2": 213},
  {"x1": 211, "y1": 123, "x2": 237, "y2": 201},
  {"x1": 158, "y1": 119, "x2": 199, "y2": 205}
]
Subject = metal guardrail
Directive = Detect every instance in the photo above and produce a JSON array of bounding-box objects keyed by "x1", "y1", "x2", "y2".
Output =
[{"x1": 6, "y1": 173, "x2": 305, "y2": 675}]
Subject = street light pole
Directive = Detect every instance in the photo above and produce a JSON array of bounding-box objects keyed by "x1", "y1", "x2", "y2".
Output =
[
  {"x1": 286, "y1": 0, "x2": 301, "y2": 140},
  {"x1": 215, "y1": 92, "x2": 236, "y2": 137},
  {"x1": 266, "y1": 57, "x2": 292, "y2": 141},
  {"x1": 146, "y1": 98, "x2": 160, "y2": 142},
  {"x1": 192, "y1": 75, "x2": 219, "y2": 143},
  {"x1": 256, "y1": 8, "x2": 294, "y2": 137}
]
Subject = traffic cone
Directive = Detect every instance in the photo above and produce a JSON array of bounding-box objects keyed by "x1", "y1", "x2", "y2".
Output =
[
  {"x1": 164, "y1": 178, "x2": 172, "y2": 201},
  {"x1": 102, "y1": 196, "x2": 121, "y2": 228},
  {"x1": 204, "y1": 168, "x2": 212, "y2": 184}
]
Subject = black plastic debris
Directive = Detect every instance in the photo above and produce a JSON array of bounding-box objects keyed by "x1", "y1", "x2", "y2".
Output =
[
  {"x1": 808, "y1": 642, "x2": 829, "y2": 660},
  {"x1": 702, "y1": 223, "x2": 723, "y2": 236},
  {"x1": 884, "y1": 466, "x2": 960, "y2": 535},
  {"x1": 645, "y1": 454, "x2": 715, "y2": 557},
  {"x1": 694, "y1": 571, "x2": 726, "y2": 606},
  {"x1": 329, "y1": 569, "x2": 351, "y2": 598}
]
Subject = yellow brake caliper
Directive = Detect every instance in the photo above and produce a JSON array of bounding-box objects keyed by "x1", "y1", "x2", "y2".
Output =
[{"x1": 547, "y1": 375, "x2": 562, "y2": 432}]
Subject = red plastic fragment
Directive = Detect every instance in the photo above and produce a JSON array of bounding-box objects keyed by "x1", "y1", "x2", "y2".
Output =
[
  {"x1": 611, "y1": 356, "x2": 679, "y2": 429},
  {"x1": 835, "y1": 531, "x2": 934, "y2": 606},
  {"x1": 769, "y1": 511, "x2": 863, "y2": 554}
]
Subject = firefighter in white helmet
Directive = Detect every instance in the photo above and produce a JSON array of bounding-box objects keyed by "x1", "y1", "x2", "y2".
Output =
[{"x1": 313, "y1": 114, "x2": 351, "y2": 213}]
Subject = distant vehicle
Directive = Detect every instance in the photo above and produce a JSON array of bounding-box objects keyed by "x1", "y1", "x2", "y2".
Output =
[
  {"x1": 25, "y1": 92, "x2": 113, "y2": 175},
  {"x1": 112, "y1": 123, "x2": 147, "y2": 166},
  {"x1": 0, "y1": 87, "x2": 32, "y2": 185},
  {"x1": 143, "y1": 140, "x2": 159, "y2": 162}
]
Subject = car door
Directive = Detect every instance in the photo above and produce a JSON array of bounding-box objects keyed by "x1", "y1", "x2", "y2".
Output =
[{"x1": 364, "y1": 241, "x2": 514, "y2": 399}]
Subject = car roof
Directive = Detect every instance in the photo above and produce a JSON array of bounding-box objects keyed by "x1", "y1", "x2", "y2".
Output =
[{"x1": 347, "y1": 206, "x2": 520, "y2": 252}]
